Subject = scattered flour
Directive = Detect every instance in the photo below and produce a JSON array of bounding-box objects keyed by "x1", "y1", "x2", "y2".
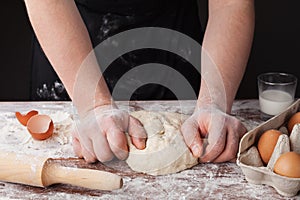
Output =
[
  {"x1": 0, "y1": 101, "x2": 287, "y2": 199},
  {"x1": 0, "y1": 111, "x2": 75, "y2": 158}
]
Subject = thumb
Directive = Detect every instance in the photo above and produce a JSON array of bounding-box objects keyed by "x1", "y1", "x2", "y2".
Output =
[
  {"x1": 181, "y1": 119, "x2": 203, "y2": 158},
  {"x1": 71, "y1": 128, "x2": 83, "y2": 158},
  {"x1": 72, "y1": 136, "x2": 83, "y2": 158},
  {"x1": 128, "y1": 116, "x2": 147, "y2": 150}
]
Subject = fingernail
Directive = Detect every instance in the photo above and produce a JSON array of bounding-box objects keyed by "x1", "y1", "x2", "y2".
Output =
[
  {"x1": 191, "y1": 145, "x2": 201, "y2": 157},
  {"x1": 198, "y1": 157, "x2": 210, "y2": 163},
  {"x1": 133, "y1": 137, "x2": 147, "y2": 150},
  {"x1": 138, "y1": 138, "x2": 147, "y2": 149},
  {"x1": 118, "y1": 151, "x2": 128, "y2": 161}
]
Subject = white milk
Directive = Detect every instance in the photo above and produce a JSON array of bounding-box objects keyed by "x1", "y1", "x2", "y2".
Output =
[{"x1": 259, "y1": 89, "x2": 294, "y2": 116}]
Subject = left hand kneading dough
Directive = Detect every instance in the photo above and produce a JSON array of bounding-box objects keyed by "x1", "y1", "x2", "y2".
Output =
[{"x1": 126, "y1": 111, "x2": 198, "y2": 175}]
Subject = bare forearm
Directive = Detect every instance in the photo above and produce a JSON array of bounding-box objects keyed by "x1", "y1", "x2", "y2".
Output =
[
  {"x1": 198, "y1": 0, "x2": 255, "y2": 112},
  {"x1": 25, "y1": 0, "x2": 112, "y2": 114}
]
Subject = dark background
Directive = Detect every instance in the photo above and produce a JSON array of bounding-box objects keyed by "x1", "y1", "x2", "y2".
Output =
[{"x1": 1, "y1": 1, "x2": 300, "y2": 101}]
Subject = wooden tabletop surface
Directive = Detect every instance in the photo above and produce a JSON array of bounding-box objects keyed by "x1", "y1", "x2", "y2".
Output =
[{"x1": 0, "y1": 100, "x2": 298, "y2": 199}]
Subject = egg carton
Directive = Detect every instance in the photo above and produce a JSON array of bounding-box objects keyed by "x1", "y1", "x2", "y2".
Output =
[{"x1": 237, "y1": 99, "x2": 300, "y2": 197}]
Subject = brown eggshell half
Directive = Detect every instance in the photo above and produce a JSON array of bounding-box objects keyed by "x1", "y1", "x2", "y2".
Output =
[
  {"x1": 27, "y1": 115, "x2": 54, "y2": 140},
  {"x1": 15, "y1": 110, "x2": 38, "y2": 126}
]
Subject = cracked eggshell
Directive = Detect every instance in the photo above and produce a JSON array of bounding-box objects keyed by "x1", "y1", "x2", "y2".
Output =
[
  {"x1": 15, "y1": 110, "x2": 38, "y2": 126},
  {"x1": 27, "y1": 114, "x2": 54, "y2": 140}
]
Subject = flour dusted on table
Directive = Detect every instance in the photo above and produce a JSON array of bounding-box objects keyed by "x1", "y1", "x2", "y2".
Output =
[
  {"x1": 126, "y1": 111, "x2": 198, "y2": 175},
  {"x1": 0, "y1": 109, "x2": 198, "y2": 175},
  {"x1": 0, "y1": 111, "x2": 75, "y2": 158}
]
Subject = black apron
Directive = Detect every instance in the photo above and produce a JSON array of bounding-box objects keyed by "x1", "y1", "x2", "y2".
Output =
[{"x1": 31, "y1": 0, "x2": 204, "y2": 100}]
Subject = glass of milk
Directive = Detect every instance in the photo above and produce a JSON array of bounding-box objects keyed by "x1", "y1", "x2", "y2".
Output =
[{"x1": 258, "y1": 72, "x2": 297, "y2": 118}]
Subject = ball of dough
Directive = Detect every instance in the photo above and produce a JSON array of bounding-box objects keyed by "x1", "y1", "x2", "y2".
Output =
[{"x1": 126, "y1": 111, "x2": 198, "y2": 175}]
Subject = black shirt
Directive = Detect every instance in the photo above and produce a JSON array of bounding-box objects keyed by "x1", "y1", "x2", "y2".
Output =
[{"x1": 31, "y1": 0, "x2": 203, "y2": 100}]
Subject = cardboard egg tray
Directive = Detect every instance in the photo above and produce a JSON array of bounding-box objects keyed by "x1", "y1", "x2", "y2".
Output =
[{"x1": 237, "y1": 99, "x2": 300, "y2": 197}]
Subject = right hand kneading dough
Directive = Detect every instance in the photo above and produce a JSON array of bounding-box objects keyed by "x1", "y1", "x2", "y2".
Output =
[{"x1": 126, "y1": 111, "x2": 198, "y2": 175}]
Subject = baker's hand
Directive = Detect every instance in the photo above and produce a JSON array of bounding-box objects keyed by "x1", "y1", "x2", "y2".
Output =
[
  {"x1": 181, "y1": 106, "x2": 247, "y2": 163},
  {"x1": 72, "y1": 105, "x2": 147, "y2": 163}
]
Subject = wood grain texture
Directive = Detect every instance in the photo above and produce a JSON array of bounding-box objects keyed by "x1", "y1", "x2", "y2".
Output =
[
  {"x1": 42, "y1": 161, "x2": 123, "y2": 190},
  {"x1": 0, "y1": 100, "x2": 298, "y2": 199},
  {"x1": 0, "y1": 152, "x2": 47, "y2": 187},
  {"x1": 0, "y1": 152, "x2": 122, "y2": 191}
]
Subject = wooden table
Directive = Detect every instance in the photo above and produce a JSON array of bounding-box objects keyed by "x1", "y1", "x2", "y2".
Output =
[{"x1": 0, "y1": 100, "x2": 298, "y2": 199}]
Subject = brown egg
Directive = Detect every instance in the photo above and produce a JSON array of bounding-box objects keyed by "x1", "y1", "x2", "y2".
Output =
[
  {"x1": 27, "y1": 115, "x2": 54, "y2": 140},
  {"x1": 287, "y1": 112, "x2": 300, "y2": 133},
  {"x1": 257, "y1": 129, "x2": 282, "y2": 165},
  {"x1": 15, "y1": 110, "x2": 38, "y2": 126},
  {"x1": 274, "y1": 152, "x2": 300, "y2": 178}
]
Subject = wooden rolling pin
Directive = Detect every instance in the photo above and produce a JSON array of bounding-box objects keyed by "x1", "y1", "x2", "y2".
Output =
[{"x1": 0, "y1": 151, "x2": 122, "y2": 191}]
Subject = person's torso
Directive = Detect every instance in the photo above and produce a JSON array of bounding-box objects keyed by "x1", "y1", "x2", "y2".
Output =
[{"x1": 31, "y1": 0, "x2": 204, "y2": 101}]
